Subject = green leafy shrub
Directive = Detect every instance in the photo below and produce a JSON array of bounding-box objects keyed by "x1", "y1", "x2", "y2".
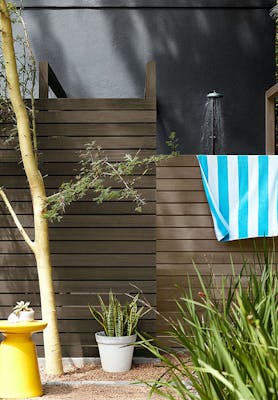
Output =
[
  {"x1": 140, "y1": 250, "x2": 278, "y2": 399},
  {"x1": 166, "y1": 131, "x2": 180, "y2": 156},
  {"x1": 89, "y1": 291, "x2": 147, "y2": 337}
]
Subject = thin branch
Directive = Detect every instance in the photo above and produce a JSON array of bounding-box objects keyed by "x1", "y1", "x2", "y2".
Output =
[
  {"x1": 0, "y1": 188, "x2": 35, "y2": 252},
  {"x1": 104, "y1": 159, "x2": 145, "y2": 208}
]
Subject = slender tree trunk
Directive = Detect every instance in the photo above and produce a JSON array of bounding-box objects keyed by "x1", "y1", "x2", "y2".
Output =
[
  {"x1": 35, "y1": 227, "x2": 63, "y2": 375},
  {"x1": 0, "y1": 0, "x2": 63, "y2": 375}
]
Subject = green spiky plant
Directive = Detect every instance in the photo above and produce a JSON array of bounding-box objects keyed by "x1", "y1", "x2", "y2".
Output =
[
  {"x1": 89, "y1": 291, "x2": 147, "y2": 337},
  {"x1": 139, "y1": 247, "x2": 278, "y2": 399}
]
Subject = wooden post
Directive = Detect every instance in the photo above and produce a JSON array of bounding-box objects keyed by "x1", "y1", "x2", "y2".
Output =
[
  {"x1": 39, "y1": 61, "x2": 49, "y2": 99},
  {"x1": 145, "y1": 61, "x2": 156, "y2": 106},
  {"x1": 265, "y1": 83, "x2": 278, "y2": 155},
  {"x1": 39, "y1": 61, "x2": 67, "y2": 99}
]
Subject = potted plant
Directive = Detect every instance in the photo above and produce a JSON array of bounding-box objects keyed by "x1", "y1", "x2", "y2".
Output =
[
  {"x1": 89, "y1": 291, "x2": 146, "y2": 373},
  {"x1": 7, "y1": 301, "x2": 35, "y2": 322}
]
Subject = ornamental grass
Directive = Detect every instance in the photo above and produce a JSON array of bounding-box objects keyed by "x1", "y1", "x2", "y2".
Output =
[{"x1": 140, "y1": 248, "x2": 278, "y2": 400}]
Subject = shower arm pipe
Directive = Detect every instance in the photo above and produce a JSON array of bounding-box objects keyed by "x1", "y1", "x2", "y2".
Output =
[{"x1": 265, "y1": 82, "x2": 278, "y2": 155}]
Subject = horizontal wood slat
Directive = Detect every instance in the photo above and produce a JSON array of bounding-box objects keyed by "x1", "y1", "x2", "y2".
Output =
[
  {"x1": 0, "y1": 123, "x2": 156, "y2": 137},
  {"x1": 35, "y1": 98, "x2": 156, "y2": 110},
  {"x1": 36, "y1": 110, "x2": 156, "y2": 124},
  {"x1": 157, "y1": 179, "x2": 203, "y2": 191},
  {"x1": 0, "y1": 241, "x2": 155, "y2": 254},
  {"x1": 0, "y1": 215, "x2": 156, "y2": 228},
  {"x1": 157, "y1": 251, "x2": 272, "y2": 264},
  {"x1": 157, "y1": 191, "x2": 207, "y2": 203},
  {"x1": 157, "y1": 167, "x2": 201, "y2": 179},
  {"x1": 157, "y1": 239, "x2": 271, "y2": 252},
  {"x1": 0, "y1": 149, "x2": 155, "y2": 162},
  {"x1": 157, "y1": 227, "x2": 216, "y2": 239},
  {"x1": 0, "y1": 293, "x2": 156, "y2": 307},
  {"x1": 157, "y1": 203, "x2": 210, "y2": 215},
  {"x1": 0, "y1": 202, "x2": 155, "y2": 215},
  {"x1": 0, "y1": 267, "x2": 155, "y2": 281},
  {"x1": 1, "y1": 137, "x2": 156, "y2": 150},
  {"x1": 1, "y1": 286, "x2": 156, "y2": 309},
  {"x1": 157, "y1": 215, "x2": 213, "y2": 227},
  {"x1": 157, "y1": 263, "x2": 259, "y2": 276},
  {"x1": 0, "y1": 280, "x2": 155, "y2": 293},
  {"x1": 0, "y1": 254, "x2": 155, "y2": 267},
  {"x1": 0, "y1": 71, "x2": 157, "y2": 357},
  {"x1": 158, "y1": 275, "x2": 256, "y2": 287},
  {"x1": 158, "y1": 155, "x2": 198, "y2": 167},
  {"x1": 0, "y1": 227, "x2": 156, "y2": 241}
]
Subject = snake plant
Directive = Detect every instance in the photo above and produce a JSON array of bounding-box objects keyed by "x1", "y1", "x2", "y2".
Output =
[{"x1": 89, "y1": 291, "x2": 146, "y2": 336}]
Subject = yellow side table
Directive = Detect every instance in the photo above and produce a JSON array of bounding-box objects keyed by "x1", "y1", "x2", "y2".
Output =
[{"x1": 0, "y1": 320, "x2": 47, "y2": 399}]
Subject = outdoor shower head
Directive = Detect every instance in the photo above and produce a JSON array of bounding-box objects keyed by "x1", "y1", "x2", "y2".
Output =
[{"x1": 207, "y1": 90, "x2": 223, "y2": 98}]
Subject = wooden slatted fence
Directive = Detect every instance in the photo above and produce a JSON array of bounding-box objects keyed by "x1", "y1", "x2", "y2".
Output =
[
  {"x1": 1, "y1": 65, "x2": 275, "y2": 357},
  {"x1": 0, "y1": 61, "x2": 157, "y2": 357},
  {"x1": 156, "y1": 155, "x2": 278, "y2": 337}
]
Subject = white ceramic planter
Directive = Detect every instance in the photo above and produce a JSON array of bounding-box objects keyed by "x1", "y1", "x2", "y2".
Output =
[
  {"x1": 19, "y1": 309, "x2": 35, "y2": 322},
  {"x1": 95, "y1": 331, "x2": 137, "y2": 373},
  {"x1": 7, "y1": 309, "x2": 35, "y2": 323}
]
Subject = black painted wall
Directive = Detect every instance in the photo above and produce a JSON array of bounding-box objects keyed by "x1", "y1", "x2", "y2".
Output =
[{"x1": 17, "y1": 0, "x2": 275, "y2": 154}]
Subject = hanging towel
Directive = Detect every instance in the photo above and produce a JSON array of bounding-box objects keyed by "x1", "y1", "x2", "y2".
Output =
[{"x1": 197, "y1": 155, "x2": 278, "y2": 241}]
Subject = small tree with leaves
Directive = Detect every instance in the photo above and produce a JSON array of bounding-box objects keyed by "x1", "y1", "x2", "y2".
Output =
[{"x1": 0, "y1": 1, "x2": 167, "y2": 375}]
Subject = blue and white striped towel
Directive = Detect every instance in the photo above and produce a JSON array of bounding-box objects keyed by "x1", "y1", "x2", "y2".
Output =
[{"x1": 197, "y1": 155, "x2": 278, "y2": 241}]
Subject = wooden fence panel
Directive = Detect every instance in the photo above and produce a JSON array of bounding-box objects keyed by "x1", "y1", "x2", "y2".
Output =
[
  {"x1": 156, "y1": 155, "x2": 278, "y2": 337},
  {"x1": 0, "y1": 62, "x2": 156, "y2": 357}
]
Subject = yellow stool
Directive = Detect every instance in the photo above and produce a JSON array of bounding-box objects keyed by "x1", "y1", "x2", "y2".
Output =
[{"x1": 0, "y1": 320, "x2": 47, "y2": 399}]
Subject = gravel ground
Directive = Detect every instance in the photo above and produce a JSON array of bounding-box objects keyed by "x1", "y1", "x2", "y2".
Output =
[
  {"x1": 29, "y1": 362, "x2": 182, "y2": 400},
  {"x1": 41, "y1": 361, "x2": 168, "y2": 383},
  {"x1": 35, "y1": 383, "x2": 164, "y2": 400}
]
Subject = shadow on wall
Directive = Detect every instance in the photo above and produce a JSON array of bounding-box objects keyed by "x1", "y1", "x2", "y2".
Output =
[
  {"x1": 20, "y1": 8, "x2": 74, "y2": 99},
  {"x1": 23, "y1": 6, "x2": 274, "y2": 154}
]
